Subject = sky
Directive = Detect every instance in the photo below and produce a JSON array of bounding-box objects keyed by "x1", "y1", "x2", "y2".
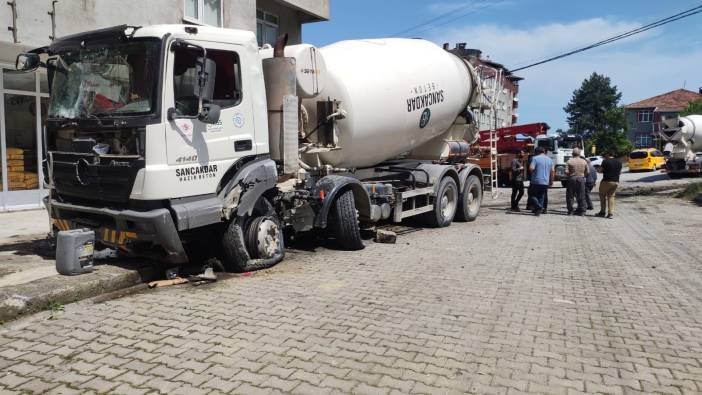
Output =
[{"x1": 302, "y1": 0, "x2": 702, "y2": 131}]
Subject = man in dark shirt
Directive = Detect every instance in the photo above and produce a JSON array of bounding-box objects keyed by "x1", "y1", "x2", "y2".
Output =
[
  {"x1": 597, "y1": 152, "x2": 623, "y2": 219},
  {"x1": 510, "y1": 151, "x2": 525, "y2": 211}
]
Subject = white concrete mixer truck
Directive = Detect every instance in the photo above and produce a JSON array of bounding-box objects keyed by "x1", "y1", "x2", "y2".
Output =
[
  {"x1": 659, "y1": 115, "x2": 702, "y2": 178},
  {"x1": 16, "y1": 25, "x2": 485, "y2": 272}
]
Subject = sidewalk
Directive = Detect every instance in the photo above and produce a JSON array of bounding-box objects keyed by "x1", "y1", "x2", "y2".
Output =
[{"x1": 0, "y1": 209, "x2": 156, "y2": 323}]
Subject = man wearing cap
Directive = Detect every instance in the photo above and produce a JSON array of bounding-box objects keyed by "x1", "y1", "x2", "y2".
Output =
[{"x1": 565, "y1": 147, "x2": 589, "y2": 216}]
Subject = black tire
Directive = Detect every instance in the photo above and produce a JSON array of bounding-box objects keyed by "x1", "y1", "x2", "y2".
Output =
[
  {"x1": 561, "y1": 180, "x2": 567, "y2": 188},
  {"x1": 424, "y1": 177, "x2": 458, "y2": 228},
  {"x1": 221, "y1": 198, "x2": 285, "y2": 272},
  {"x1": 455, "y1": 175, "x2": 482, "y2": 222},
  {"x1": 330, "y1": 189, "x2": 364, "y2": 250},
  {"x1": 668, "y1": 173, "x2": 682, "y2": 179}
]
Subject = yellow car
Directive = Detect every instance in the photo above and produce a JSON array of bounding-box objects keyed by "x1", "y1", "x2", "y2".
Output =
[{"x1": 628, "y1": 148, "x2": 666, "y2": 171}]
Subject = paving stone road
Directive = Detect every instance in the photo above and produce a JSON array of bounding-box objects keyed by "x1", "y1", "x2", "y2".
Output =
[{"x1": 1, "y1": 189, "x2": 702, "y2": 394}]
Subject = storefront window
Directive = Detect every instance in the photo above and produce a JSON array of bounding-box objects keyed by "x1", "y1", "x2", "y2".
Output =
[
  {"x1": 1, "y1": 68, "x2": 48, "y2": 210},
  {"x1": 40, "y1": 72, "x2": 49, "y2": 93},
  {"x1": 3, "y1": 70, "x2": 35, "y2": 91},
  {"x1": 4, "y1": 94, "x2": 38, "y2": 191}
]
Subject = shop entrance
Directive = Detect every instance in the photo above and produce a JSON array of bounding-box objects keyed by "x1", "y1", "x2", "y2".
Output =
[{"x1": 0, "y1": 67, "x2": 49, "y2": 211}]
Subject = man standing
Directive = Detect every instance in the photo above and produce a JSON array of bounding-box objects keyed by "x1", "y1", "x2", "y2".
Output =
[
  {"x1": 565, "y1": 148, "x2": 589, "y2": 216},
  {"x1": 584, "y1": 158, "x2": 598, "y2": 210},
  {"x1": 528, "y1": 147, "x2": 554, "y2": 216},
  {"x1": 510, "y1": 151, "x2": 525, "y2": 211},
  {"x1": 598, "y1": 151, "x2": 622, "y2": 219}
]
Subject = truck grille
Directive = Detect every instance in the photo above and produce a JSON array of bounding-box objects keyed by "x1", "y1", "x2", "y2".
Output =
[{"x1": 51, "y1": 152, "x2": 144, "y2": 204}]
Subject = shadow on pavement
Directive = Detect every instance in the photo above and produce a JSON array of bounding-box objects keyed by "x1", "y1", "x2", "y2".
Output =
[
  {"x1": 624, "y1": 172, "x2": 667, "y2": 183},
  {"x1": 0, "y1": 238, "x2": 54, "y2": 259}
]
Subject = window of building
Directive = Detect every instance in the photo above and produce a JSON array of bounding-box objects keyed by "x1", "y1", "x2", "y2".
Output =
[
  {"x1": 173, "y1": 47, "x2": 242, "y2": 116},
  {"x1": 256, "y1": 9, "x2": 279, "y2": 47},
  {"x1": 637, "y1": 110, "x2": 653, "y2": 123},
  {"x1": 635, "y1": 134, "x2": 652, "y2": 148},
  {"x1": 184, "y1": 0, "x2": 222, "y2": 27}
]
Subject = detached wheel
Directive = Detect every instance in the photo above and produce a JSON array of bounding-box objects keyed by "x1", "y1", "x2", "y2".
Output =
[
  {"x1": 424, "y1": 177, "x2": 458, "y2": 228},
  {"x1": 330, "y1": 189, "x2": 364, "y2": 250},
  {"x1": 222, "y1": 197, "x2": 285, "y2": 272},
  {"x1": 456, "y1": 175, "x2": 482, "y2": 222}
]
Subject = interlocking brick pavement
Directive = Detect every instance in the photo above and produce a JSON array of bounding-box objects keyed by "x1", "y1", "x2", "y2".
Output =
[{"x1": 1, "y1": 191, "x2": 702, "y2": 394}]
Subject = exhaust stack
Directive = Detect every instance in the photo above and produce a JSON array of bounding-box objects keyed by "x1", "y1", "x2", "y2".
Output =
[{"x1": 262, "y1": 34, "x2": 300, "y2": 174}]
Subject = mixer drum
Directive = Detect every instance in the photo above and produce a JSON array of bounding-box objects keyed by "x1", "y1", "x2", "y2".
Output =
[{"x1": 302, "y1": 38, "x2": 475, "y2": 168}]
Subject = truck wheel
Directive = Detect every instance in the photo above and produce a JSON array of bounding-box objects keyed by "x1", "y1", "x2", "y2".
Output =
[
  {"x1": 330, "y1": 189, "x2": 364, "y2": 250},
  {"x1": 221, "y1": 197, "x2": 285, "y2": 272},
  {"x1": 561, "y1": 180, "x2": 567, "y2": 188},
  {"x1": 424, "y1": 177, "x2": 458, "y2": 228},
  {"x1": 455, "y1": 175, "x2": 482, "y2": 222}
]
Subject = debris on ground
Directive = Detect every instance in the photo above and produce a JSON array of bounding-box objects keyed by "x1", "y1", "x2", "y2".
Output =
[
  {"x1": 374, "y1": 229, "x2": 397, "y2": 244},
  {"x1": 673, "y1": 182, "x2": 702, "y2": 203},
  {"x1": 188, "y1": 267, "x2": 217, "y2": 286},
  {"x1": 148, "y1": 277, "x2": 189, "y2": 288}
]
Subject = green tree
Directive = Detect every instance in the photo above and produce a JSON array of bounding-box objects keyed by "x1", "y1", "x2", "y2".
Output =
[
  {"x1": 564, "y1": 72, "x2": 623, "y2": 138},
  {"x1": 586, "y1": 107, "x2": 633, "y2": 156},
  {"x1": 680, "y1": 99, "x2": 702, "y2": 116}
]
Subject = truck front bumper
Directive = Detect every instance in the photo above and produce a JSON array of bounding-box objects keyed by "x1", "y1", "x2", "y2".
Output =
[
  {"x1": 46, "y1": 198, "x2": 188, "y2": 264},
  {"x1": 554, "y1": 165, "x2": 567, "y2": 181}
]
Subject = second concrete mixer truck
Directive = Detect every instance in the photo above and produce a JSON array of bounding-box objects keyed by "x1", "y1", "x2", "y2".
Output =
[
  {"x1": 659, "y1": 115, "x2": 702, "y2": 178},
  {"x1": 16, "y1": 24, "x2": 485, "y2": 272}
]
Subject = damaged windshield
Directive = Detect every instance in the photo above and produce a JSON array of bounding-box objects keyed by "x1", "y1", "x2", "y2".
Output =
[{"x1": 49, "y1": 39, "x2": 160, "y2": 118}]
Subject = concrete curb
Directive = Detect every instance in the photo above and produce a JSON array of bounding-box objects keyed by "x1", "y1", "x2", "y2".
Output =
[{"x1": 0, "y1": 262, "x2": 157, "y2": 323}]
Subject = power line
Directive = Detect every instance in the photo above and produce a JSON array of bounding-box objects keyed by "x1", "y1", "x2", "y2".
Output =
[
  {"x1": 392, "y1": 0, "x2": 505, "y2": 38},
  {"x1": 391, "y1": 1, "x2": 480, "y2": 37},
  {"x1": 511, "y1": 4, "x2": 702, "y2": 72}
]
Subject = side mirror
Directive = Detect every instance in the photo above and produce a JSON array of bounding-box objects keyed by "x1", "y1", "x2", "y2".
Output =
[
  {"x1": 16, "y1": 53, "x2": 40, "y2": 72},
  {"x1": 198, "y1": 104, "x2": 221, "y2": 124}
]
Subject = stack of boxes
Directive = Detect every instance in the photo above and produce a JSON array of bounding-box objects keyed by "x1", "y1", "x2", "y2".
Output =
[{"x1": 2, "y1": 148, "x2": 39, "y2": 190}]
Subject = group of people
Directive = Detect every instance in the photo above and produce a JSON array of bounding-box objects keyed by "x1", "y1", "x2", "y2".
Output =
[{"x1": 510, "y1": 147, "x2": 623, "y2": 218}]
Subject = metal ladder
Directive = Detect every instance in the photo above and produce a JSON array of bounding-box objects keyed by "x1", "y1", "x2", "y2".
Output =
[
  {"x1": 477, "y1": 64, "x2": 501, "y2": 199},
  {"x1": 489, "y1": 126, "x2": 499, "y2": 198}
]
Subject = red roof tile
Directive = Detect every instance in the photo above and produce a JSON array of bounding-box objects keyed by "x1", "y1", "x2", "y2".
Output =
[{"x1": 625, "y1": 89, "x2": 702, "y2": 112}]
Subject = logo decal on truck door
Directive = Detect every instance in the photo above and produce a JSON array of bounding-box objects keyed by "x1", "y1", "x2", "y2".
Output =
[
  {"x1": 233, "y1": 113, "x2": 245, "y2": 128},
  {"x1": 419, "y1": 108, "x2": 431, "y2": 129}
]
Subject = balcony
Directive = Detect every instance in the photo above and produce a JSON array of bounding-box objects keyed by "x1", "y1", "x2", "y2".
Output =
[{"x1": 275, "y1": 0, "x2": 329, "y2": 22}]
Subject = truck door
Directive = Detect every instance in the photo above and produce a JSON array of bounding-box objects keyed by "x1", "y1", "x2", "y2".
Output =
[{"x1": 164, "y1": 40, "x2": 256, "y2": 170}]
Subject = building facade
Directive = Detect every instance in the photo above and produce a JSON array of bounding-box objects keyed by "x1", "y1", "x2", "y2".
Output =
[
  {"x1": 0, "y1": 0, "x2": 328, "y2": 211},
  {"x1": 624, "y1": 88, "x2": 702, "y2": 148},
  {"x1": 448, "y1": 44, "x2": 522, "y2": 132}
]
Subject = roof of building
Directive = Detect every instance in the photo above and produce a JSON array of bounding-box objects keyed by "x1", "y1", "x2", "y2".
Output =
[{"x1": 625, "y1": 89, "x2": 702, "y2": 112}]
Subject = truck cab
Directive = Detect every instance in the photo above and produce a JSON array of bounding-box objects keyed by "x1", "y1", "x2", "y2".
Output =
[
  {"x1": 535, "y1": 134, "x2": 584, "y2": 185},
  {"x1": 19, "y1": 25, "x2": 271, "y2": 266}
]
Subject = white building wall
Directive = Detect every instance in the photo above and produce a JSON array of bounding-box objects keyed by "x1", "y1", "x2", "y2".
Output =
[{"x1": 0, "y1": 0, "x2": 328, "y2": 63}]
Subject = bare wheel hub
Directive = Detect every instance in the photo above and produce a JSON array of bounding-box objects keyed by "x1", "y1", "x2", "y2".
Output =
[{"x1": 247, "y1": 217, "x2": 281, "y2": 259}]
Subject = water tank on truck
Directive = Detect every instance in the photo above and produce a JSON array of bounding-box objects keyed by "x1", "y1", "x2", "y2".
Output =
[{"x1": 299, "y1": 38, "x2": 481, "y2": 169}]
